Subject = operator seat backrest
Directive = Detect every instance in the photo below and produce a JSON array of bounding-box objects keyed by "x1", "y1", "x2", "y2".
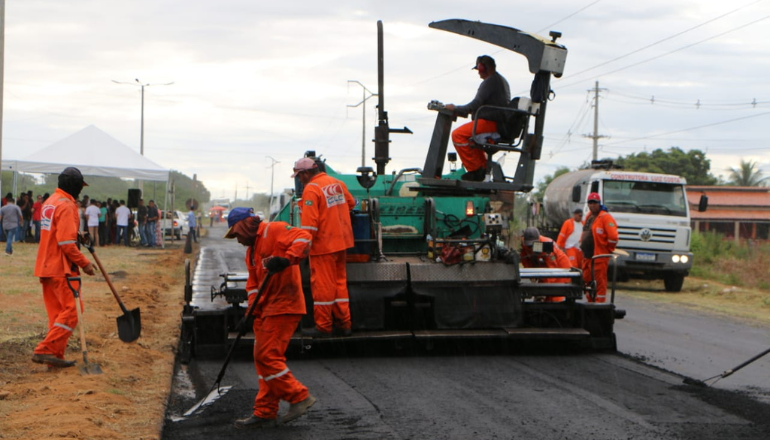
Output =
[{"x1": 496, "y1": 97, "x2": 528, "y2": 144}]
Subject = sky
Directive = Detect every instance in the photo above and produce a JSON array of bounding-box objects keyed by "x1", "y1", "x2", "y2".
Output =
[{"x1": 2, "y1": 0, "x2": 770, "y2": 200}]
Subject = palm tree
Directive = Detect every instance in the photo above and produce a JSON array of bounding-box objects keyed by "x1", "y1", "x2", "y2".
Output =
[{"x1": 726, "y1": 160, "x2": 769, "y2": 187}]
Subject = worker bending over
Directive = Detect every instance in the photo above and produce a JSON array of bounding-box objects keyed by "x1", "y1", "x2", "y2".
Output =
[
  {"x1": 225, "y1": 207, "x2": 316, "y2": 429},
  {"x1": 520, "y1": 227, "x2": 570, "y2": 302}
]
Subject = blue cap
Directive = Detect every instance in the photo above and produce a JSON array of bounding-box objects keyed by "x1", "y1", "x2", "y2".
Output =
[{"x1": 224, "y1": 207, "x2": 256, "y2": 238}]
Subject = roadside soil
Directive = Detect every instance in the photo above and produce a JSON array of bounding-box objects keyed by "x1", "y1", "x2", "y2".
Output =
[
  {"x1": 1, "y1": 234, "x2": 767, "y2": 439},
  {"x1": 0, "y1": 237, "x2": 197, "y2": 440}
]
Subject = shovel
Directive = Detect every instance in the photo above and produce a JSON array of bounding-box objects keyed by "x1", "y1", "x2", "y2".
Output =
[
  {"x1": 181, "y1": 271, "x2": 274, "y2": 418},
  {"x1": 67, "y1": 277, "x2": 103, "y2": 375},
  {"x1": 84, "y1": 243, "x2": 141, "y2": 343}
]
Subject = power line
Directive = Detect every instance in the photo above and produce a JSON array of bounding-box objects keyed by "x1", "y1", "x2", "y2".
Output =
[
  {"x1": 535, "y1": 0, "x2": 603, "y2": 34},
  {"x1": 557, "y1": 12, "x2": 770, "y2": 90},
  {"x1": 602, "y1": 110, "x2": 770, "y2": 147},
  {"x1": 563, "y1": 0, "x2": 767, "y2": 82}
]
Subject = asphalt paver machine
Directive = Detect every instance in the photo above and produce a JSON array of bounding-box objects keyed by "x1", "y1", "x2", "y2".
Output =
[{"x1": 180, "y1": 19, "x2": 624, "y2": 361}]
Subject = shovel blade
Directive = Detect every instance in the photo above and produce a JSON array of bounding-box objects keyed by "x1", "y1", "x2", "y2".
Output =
[
  {"x1": 79, "y1": 363, "x2": 103, "y2": 375},
  {"x1": 117, "y1": 308, "x2": 141, "y2": 343},
  {"x1": 181, "y1": 386, "x2": 233, "y2": 418}
]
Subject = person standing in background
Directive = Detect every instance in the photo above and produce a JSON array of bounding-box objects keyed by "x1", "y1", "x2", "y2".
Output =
[
  {"x1": 1, "y1": 197, "x2": 24, "y2": 255},
  {"x1": 115, "y1": 200, "x2": 131, "y2": 246},
  {"x1": 32, "y1": 194, "x2": 44, "y2": 243},
  {"x1": 556, "y1": 208, "x2": 584, "y2": 269},
  {"x1": 136, "y1": 198, "x2": 149, "y2": 247},
  {"x1": 187, "y1": 205, "x2": 198, "y2": 243},
  {"x1": 85, "y1": 200, "x2": 101, "y2": 247}
]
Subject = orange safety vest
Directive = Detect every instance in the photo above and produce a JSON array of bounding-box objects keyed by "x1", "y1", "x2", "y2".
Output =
[
  {"x1": 520, "y1": 236, "x2": 572, "y2": 283},
  {"x1": 299, "y1": 172, "x2": 355, "y2": 256},
  {"x1": 35, "y1": 188, "x2": 91, "y2": 278},
  {"x1": 589, "y1": 210, "x2": 618, "y2": 255},
  {"x1": 245, "y1": 221, "x2": 311, "y2": 318}
]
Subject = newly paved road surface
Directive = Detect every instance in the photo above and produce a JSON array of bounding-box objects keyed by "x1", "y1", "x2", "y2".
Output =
[{"x1": 163, "y1": 225, "x2": 770, "y2": 439}]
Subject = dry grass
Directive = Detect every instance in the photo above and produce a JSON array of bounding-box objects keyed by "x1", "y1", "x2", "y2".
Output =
[
  {"x1": 617, "y1": 276, "x2": 770, "y2": 327},
  {"x1": 0, "y1": 239, "x2": 196, "y2": 440}
]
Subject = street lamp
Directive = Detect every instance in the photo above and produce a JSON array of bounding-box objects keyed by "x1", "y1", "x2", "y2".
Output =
[
  {"x1": 267, "y1": 156, "x2": 279, "y2": 220},
  {"x1": 112, "y1": 79, "x2": 174, "y2": 156},
  {"x1": 347, "y1": 80, "x2": 377, "y2": 167}
]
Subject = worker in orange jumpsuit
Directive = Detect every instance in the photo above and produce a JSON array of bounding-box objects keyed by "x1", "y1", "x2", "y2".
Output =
[
  {"x1": 556, "y1": 208, "x2": 584, "y2": 269},
  {"x1": 292, "y1": 157, "x2": 356, "y2": 337},
  {"x1": 32, "y1": 167, "x2": 96, "y2": 368},
  {"x1": 580, "y1": 192, "x2": 619, "y2": 303},
  {"x1": 520, "y1": 227, "x2": 570, "y2": 302},
  {"x1": 443, "y1": 55, "x2": 511, "y2": 181},
  {"x1": 224, "y1": 207, "x2": 317, "y2": 429}
]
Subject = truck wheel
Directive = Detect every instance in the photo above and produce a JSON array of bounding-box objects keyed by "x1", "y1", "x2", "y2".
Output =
[{"x1": 664, "y1": 274, "x2": 685, "y2": 292}]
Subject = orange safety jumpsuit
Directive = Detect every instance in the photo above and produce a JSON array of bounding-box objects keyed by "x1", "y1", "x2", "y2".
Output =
[
  {"x1": 557, "y1": 217, "x2": 584, "y2": 269},
  {"x1": 581, "y1": 210, "x2": 619, "y2": 303},
  {"x1": 33, "y1": 188, "x2": 92, "y2": 360},
  {"x1": 451, "y1": 119, "x2": 498, "y2": 173},
  {"x1": 299, "y1": 172, "x2": 356, "y2": 333},
  {"x1": 245, "y1": 221, "x2": 311, "y2": 419},
  {"x1": 520, "y1": 236, "x2": 571, "y2": 302}
]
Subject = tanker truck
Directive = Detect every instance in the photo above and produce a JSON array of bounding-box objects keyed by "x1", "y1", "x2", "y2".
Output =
[{"x1": 540, "y1": 161, "x2": 708, "y2": 292}]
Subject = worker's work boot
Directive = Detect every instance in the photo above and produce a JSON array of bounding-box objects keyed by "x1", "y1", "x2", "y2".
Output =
[
  {"x1": 31, "y1": 353, "x2": 76, "y2": 368},
  {"x1": 333, "y1": 327, "x2": 353, "y2": 337},
  {"x1": 460, "y1": 168, "x2": 486, "y2": 182},
  {"x1": 233, "y1": 415, "x2": 277, "y2": 429},
  {"x1": 281, "y1": 394, "x2": 317, "y2": 425},
  {"x1": 302, "y1": 327, "x2": 332, "y2": 338}
]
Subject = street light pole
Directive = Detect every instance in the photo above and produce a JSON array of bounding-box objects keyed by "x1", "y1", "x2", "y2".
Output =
[
  {"x1": 112, "y1": 79, "x2": 174, "y2": 156},
  {"x1": 267, "y1": 156, "x2": 279, "y2": 220},
  {"x1": 347, "y1": 80, "x2": 377, "y2": 167}
]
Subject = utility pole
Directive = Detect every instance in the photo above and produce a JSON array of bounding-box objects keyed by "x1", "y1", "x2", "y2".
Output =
[
  {"x1": 267, "y1": 156, "x2": 279, "y2": 219},
  {"x1": 347, "y1": 80, "x2": 377, "y2": 167},
  {"x1": 245, "y1": 181, "x2": 251, "y2": 202},
  {"x1": 583, "y1": 81, "x2": 608, "y2": 161},
  {"x1": 0, "y1": 1, "x2": 5, "y2": 199}
]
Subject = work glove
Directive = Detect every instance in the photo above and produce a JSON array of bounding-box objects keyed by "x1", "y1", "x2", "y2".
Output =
[{"x1": 264, "y1": 256, "x2": 291, "y2": 273}]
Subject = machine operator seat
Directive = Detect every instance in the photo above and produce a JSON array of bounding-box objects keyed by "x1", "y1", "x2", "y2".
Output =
[{"x1": 470, "y1": 97, "x2": 537, "y2": 181}]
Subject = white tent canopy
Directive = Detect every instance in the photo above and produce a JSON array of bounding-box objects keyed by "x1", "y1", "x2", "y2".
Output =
[{"x1": 2, "y1": 125, "x2": 169, "y2": 181}]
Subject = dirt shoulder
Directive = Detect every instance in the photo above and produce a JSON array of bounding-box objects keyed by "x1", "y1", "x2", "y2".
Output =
[
  {"x1": 0, "y1": 239, "x2": 196, "y2": 440},
  {"x1": 617, "y1": 276, "x2": 770, "y2": 327}
]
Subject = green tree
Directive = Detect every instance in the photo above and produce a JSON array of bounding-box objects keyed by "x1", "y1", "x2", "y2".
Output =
[
  {"x1": 615, "y1": 147, "x2": 718, "y2": 185},
  {"x1": 726, "y1": 159, "x2": 768, "y2": 187}
]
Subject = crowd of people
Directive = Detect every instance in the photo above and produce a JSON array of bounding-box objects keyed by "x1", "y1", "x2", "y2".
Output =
[{"x1": 0, "y1": 190, "x2": 194, "y2": 252}]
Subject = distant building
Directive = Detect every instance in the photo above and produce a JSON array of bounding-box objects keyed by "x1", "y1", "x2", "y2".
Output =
[{"x1": 687, "y1": 186, "x2": 770, "y2": 242}]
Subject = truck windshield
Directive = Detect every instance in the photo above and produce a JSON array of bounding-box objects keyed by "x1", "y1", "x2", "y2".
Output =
[{"x1": 602, "y1": 181, "x2": 687, "y2": 217}]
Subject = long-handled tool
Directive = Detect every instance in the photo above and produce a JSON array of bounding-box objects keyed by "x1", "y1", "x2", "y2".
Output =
[
  {"x1": 84, "y1": 243, "x2": 141, "y2": 343},
  {"x1": 683, "y1": 346, "x2": 770, "y2": 387},
  {"x1": 181, "y1": 271, "x2": 274, "y2": 418},
  {"x1": 67, "y1": 277, "x2": 103, "y2": 375}
]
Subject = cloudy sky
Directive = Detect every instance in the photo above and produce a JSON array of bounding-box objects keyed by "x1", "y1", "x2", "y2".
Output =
[{"x1": 2, "y1": 0, "x2": 769, "y2": 199}]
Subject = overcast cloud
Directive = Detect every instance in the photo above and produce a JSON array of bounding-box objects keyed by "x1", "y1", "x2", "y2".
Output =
[{"x1": 3, "y1": 0, "x2": 769, "y2": 199}]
